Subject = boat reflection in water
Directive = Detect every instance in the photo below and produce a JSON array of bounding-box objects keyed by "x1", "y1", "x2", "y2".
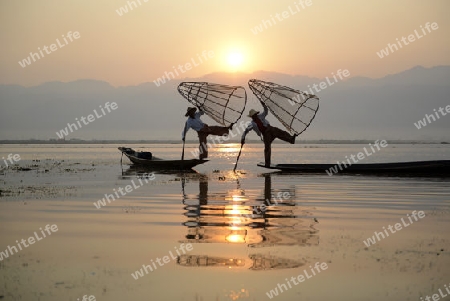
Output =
[{"x1": 178, "y1": 173, "x2": 319, "y2": 271}]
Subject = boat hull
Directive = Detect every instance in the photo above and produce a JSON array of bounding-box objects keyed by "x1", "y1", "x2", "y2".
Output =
[
  {"x1": 119, "y1": 147, "x2": 207, "y2": 170},
  {"x1": 258, "y1": 160, "x2": 450, "y2": 176}
]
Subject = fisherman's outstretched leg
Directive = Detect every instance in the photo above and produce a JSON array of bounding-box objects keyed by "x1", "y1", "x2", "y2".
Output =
[
  {"x1": 197, "y1": 125, "x2": 228, "y2": 159},
  {"x1": 263, "y1": 131, "x2": 275, "y2": 167},
  {"x1": 269, "y1": 126, "x2": 296, "y2": 144},
  {"x1": 264, "y1": 139, "x2": 272, "y2": 167},
  {"x1": 204, "y1": 125, "x2": 230, "y2": 137}
]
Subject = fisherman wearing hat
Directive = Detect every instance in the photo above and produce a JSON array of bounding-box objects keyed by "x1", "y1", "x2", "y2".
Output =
[
  {"x1": 241, "y1": 103, "x2": 296, "y2": 167},
  {"x1": 182, "y1": 106, "x2": 233, "y2": 160}
]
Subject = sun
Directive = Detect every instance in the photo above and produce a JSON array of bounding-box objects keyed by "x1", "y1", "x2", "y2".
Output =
[{"x1": 227, "y1": 52, "x2": 244, "y2": 68}]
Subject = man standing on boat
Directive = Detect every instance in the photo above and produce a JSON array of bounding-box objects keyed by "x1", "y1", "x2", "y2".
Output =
[
  {"x1": 182, "y1": 107, "x2": 233, "y2": 160},
  {"x1": 241, "y1": 103, "x2": 297, "y2": 167}
]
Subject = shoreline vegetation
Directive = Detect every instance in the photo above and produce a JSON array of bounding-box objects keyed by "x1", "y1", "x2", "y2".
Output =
[{"x1": 0, "y1": 139, "x2": 448, "y2": 145}]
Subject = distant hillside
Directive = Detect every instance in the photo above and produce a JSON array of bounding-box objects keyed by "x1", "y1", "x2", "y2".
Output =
[{"x1": 1, "y1": 65, "x2": 449, "y2": 141}]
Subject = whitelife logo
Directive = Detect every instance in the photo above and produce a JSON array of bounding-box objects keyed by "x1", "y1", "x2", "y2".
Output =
[
  {"x1": 420, "y1": 283, "x2": 450, "y2": 301},
  {"x1": 1, "y1": 153, "x2": 21, "y2": 170},
  {"x1": 233, "y1": 192, "x2": 291, "y2": 226},
  {"x1": 56, "y1": 102, "x2": 118, "y2": 139},
  {"x1": 363, "y1": 210, "x2": 425, "y2": 247},
  {"x1": 326, "y1": 140, "x2": 388, "y2": 176},
  {"x1": 0, "y1": 224, "x2": 59, "y2": 261},
  {"x1": 131, "y1": 243, "x2": 193, "y2": 279},
  {"x1": 152, "y1": 50, "x2": 215, "y2": 87},
  {"x1": 76, "y1": 295, "x2": 96, "y2": 301},
  {"x1": 376, "y1": 22, "x2": 439, "y2": 59},
  {"x1": 287, "y1": 69, "x2": 350, "y2": 104},
  {"x1": 266, "y1": 262, "x2": 328, "y2": 299},
  {"x1": 250, "y1": 0, "x2": 313, "y2": 35},
  {"x1": 414, "y1": 105, "x2": 450, "y2": 129},
  {"x1": 93, "y1": 173, "x2": 155, "y2": 209},
  {"x1": 116, "y1": 0, "x2": 149, "y2": 16},
  {"x1": 18, "y1": 31, "x2": 80, "y2": 68}
]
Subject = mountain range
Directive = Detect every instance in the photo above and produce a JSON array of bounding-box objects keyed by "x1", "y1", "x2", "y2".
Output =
[{"x1": 1, "y1": 65, "x2": 449, "y2": 141}]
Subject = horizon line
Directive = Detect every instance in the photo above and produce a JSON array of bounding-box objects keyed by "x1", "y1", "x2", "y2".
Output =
[
  {"x1": 0, "y1": 139, "x2": 448, "y2": 145},
  {"x1": 2, "y1": 64, "x2": 449, "y2": 89}
]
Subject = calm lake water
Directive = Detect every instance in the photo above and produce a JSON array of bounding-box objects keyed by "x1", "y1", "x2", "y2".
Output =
[{"x1": 0, "y1": 143, "x2": 449, "y2": 301}]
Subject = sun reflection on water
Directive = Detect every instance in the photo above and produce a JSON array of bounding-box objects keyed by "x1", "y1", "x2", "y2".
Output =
[{"x1": 224, "y1": 288, "x2": 250, "y2": 300}]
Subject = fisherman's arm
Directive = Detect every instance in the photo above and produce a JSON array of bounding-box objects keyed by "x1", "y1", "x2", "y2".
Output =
[
  {"x1": 261, "y1": 102, "x2": 269, "y2": 117},
  {"x1": 240, "y1": 124, "x2": 253, "y2": 144},
  {"x1": 197, "y1": 103, "x2": 206, "y2": 115}
]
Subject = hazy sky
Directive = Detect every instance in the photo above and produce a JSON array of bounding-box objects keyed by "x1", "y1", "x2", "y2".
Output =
[{"x1": 1, "y1": 0, "x2": 449, "y2": 87}]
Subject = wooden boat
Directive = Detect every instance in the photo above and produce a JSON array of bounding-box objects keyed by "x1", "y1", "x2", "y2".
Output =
[
  {"x1": 258, "y1": 160, "x2": 450, "y2": 176},
  {"x1": 118, "y1": 147, "x2": 208, "y2": 170}
]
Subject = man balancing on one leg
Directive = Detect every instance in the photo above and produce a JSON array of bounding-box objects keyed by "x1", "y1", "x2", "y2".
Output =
[
  {"x1": 241, "y1": 103, "x2": 297, "y2": 167},
  {"x1": 182, "y1": 106, "x2": 233, "y2": 160}
]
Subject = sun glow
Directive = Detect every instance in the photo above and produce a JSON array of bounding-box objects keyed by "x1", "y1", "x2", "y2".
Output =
[
  {"x1": 227, "y1": 52, "x2": 244, "y2": 68},
  {"x1": 216, "y1": 44, "x2": 254, "y2": 72}
]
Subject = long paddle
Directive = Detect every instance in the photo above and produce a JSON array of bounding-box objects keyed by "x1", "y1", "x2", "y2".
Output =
[
  {"x1": 233, "y1": 142, "x2": 244, "y2": 172},
  {"x1": 181, "y1": 139, "x2": 185, "y2": 161}
]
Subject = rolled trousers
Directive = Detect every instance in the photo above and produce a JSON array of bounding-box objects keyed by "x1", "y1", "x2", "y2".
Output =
[
  {"x1": 262, "y1": 126, "x2": 295, "y2": 166},
  {"x1": 197, "y1": 125, "x2": 230, "y2": 159}
]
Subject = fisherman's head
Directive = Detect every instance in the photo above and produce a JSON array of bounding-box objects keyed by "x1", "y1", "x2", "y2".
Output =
[
  {"x1": 185, "y1": 107, "x2": 197, "y2": 118},
  {"x1": 247, "y1": 109, "x2": 259, "y2": 121}
]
